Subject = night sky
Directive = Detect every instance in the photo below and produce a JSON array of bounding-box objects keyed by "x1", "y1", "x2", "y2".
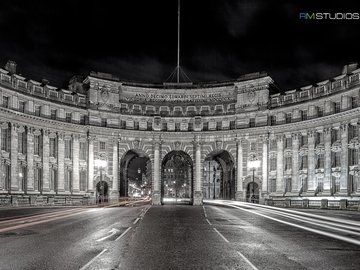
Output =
[{"x1": 0, "y1": 0, "x2": 359, "y2": 91}]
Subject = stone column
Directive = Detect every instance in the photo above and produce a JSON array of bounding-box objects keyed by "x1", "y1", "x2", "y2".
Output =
[
  {"x1": 235, "y1": 138, "x2": 243, "y2": 201},
  {"x1": 111, "y1": 139, "x2": 119, "y2": 201},
  {"x1": 42, "y1": 130, "x2": 50, "y2": 192},
  {"x1": 340, "y1": 123, "x2": 349, "y2": 193},
  {"x1": 10, "y1": 123, "x2": 18, "y2": 191},
  {"x1": 262, "y1": 136, "x2": 268, "y2": 197},
  {"x1": 276, "y1": 135, "x2": 284, "y2": 193},
  {"x1": 0, "y1": 126, "x2": 2, "y2": 189},
  {"x1": 27, "y1": 128, "x2": 34, "y2": 191},
  {"x1": 72, "y1": 135, "x2": 80, "y2": 193},
  {"x1": 307, "y1": 130, "x2": 316, "y2": 192},
  {"x1": 152, "y1": 141, "x2": 161, "y2": 205},
  {"x1": 323, "y1": 128, "x2": 332, "y2": 194},
  {"x1": 57, "y1": 133, "x2": 65, "y2": 192},
  {"x1": 291, "y1": 133, "x2": 300, "y2": 193},
  {"x1": 88, "y1": 136, "x2": 94, "y2": 191},
  {"x1": 193, "y1": 139, "x2": 203, "y2": 205}
]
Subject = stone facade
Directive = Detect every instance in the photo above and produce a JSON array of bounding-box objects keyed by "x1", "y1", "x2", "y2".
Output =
[{"x1": 0, "y1": 60, "x2": 359, "y2": 208}]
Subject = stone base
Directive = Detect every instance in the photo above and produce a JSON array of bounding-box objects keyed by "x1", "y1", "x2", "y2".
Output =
[
  {"x1": 193, "y1": 191, "x2": 203, "y2": 206},
  {"x1": 109, "y1": 191, "x2": 119, "y2": 203},
  {"x1": 152, "y1": 191, "x2": 161, "y2": 205},
  {"x1": 235, "y1": 191, "x2": 244, "y2": 201}
]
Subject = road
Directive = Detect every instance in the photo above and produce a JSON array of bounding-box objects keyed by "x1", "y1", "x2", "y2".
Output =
[{"x1": 0, "y1": 201, "x2": 359, "y2": 269}]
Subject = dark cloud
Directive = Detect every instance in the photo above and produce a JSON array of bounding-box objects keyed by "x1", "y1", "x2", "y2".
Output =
[{"x1": 0, "y1": 0, "x2": 359, "y2": 91}]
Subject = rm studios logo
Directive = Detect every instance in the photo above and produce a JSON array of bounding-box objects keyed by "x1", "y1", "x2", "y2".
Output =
[{"x1": 299, "y1": 12, "x2": 360, "y2": 20}]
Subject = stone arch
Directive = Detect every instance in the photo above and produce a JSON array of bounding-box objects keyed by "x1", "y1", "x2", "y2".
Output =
[
  {"x1": 243, "y1": 175, "x2": 262, "y2": 203},
  {"x1": 119, "y1": 148, "x2": 152, "y2": 198},
  {"x1": 203, "y1": 149, "x2": 236, "y2": 200},
  {"x1": 161, "y1": 150, "x2": 194, "y2": 204}
]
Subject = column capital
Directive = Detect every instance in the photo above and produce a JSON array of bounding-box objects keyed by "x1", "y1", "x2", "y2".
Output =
[
  {"x1": 11, "y1": 123, "x2": 18, "y2": 132},
  {"x1": 291, "y1": 133, "x2": 300, "y2": 140},
  {"x1": 307, "y1": 130, "x2": 316, "y2": 137},
  {"x1": 87, "y1": 135, "x2": 96, "y2": 143},
  {"x1": 276, "y1": 134, "x2": 284, "y2": 142},
  {"x1": 324, "y1": 127, "x2": 332, "y2": 134},
  {"x1": 340, "y1": 122, "x2": 348, "y2": 131}
]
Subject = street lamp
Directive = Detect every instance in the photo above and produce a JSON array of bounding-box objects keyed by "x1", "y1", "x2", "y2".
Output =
[
  {"x1": 248, "y1": 159, "x2": 261, "y2": 203},
  {"x1": 95, "y1": 159, "x2": 107, "y2": 204}
]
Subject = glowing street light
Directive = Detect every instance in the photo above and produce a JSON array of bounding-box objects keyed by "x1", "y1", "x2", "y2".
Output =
[
  {"x1": 95, "y1": 159, "x2": 108, "y2": 204},
  {"x1": 248, "y1": 159, "x2": 261, "y2": 203}
]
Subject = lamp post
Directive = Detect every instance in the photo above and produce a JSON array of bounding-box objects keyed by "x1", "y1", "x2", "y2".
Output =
[
  {"x1": 248, "y1": 159, "x2": 261, "y2": 203},
  {"x1": 95, "y1": 159, "x2": 107, "y2": 204}
]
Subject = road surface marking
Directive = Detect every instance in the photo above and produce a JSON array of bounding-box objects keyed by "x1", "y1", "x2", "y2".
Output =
[
  {"x1": 227, "y1": 204, "x2": 360, "y2": 246},
  {"x1": 133, "y1": 218, "x2": 140, "y2": 225},
  {"x1": 206, "y1": 218, "x2": 212, "y2": 226},
  {"x1": 115, "y1": 227, "x2": 132, "y2": 242},
  {"x1": 79, "y1": 248, "x2": 108, "y2": 270},
  {"x1": 202, "y1": 205, "x2": 208, "y2": 218},
  {"x1": 237, "y1": 251, "x2": 259, "y2": 270},
  {"x1": 96, "y1": 228, "x2": 120, "y2": 242},
  {"x1": 213, "y1": 228, "x2": 229, "y2": 243}
]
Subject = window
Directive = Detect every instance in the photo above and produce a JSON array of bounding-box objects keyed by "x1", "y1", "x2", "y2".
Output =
[
  {"x1": 64, "y1": 169, "x2": 72, "y2": 191},
  {"x1": 18, "y1": 101, "x2": 25, "y2": 113},
  {"x1": 270, "y1": 179, "x2": 276, "y2": 192},
  {"x1": 3, "y1": 163, "x2": 11, "y2": 190},
  {"x1": 101, "y1": 118, "x2": 107, "y2": 127},
  {"x1": 79, "y1": 141, "x2": 86, "y2": 160},
  {"x1": 285, "y1": 113, "x2": 292, "y2": 123},
  {"x1": 34, "y1": 105, "x2": 41, "y2": 116},
  {"x1": 332, "y1": 81, "x2": 342, "y2": 89},
  {"x1": 99, "y1": 141, "x2": 106, "y2": 151},
  {"x1": 51, "y1": 109, "x2": 57, "y2": 120},
  {"x1": 351, "y1": 97, "x2": 358, "y2": 108},
  {"x1": 270, "y1": 115, "x2": 276, "y2": 125},
  {"x1": 285, "y1": 156, "x2": 292, "y2": 170},
  {"x1": 331, "y1": 152, "x2": 341, "y2": 167},
  {"x1": 317, "y1": 178, "x2": 324, "y2": 193},
  {"x1": 49, "y1": 137, "x2": 57, "y2": 158},
  {"x1": 349, "y1": 125, "x2": 359, "y2": 140},
  {"x1": 65, "y1": 139, "x2": 72, "y2": 159},
  {"x1": 80, "y1": 114, "x2": 86, "y2": 125},
  {"x1": 316, "y1": 154, "x2": 324, "y2": 169},
  {"x1": 18, "y1": 131, "x2": 27, "y2": 154},
  {"x1": 270, "y1": 158, "x2": 277, "y2": 171},
  {"x1": 349, "y1": 149, "x2": 359, "y2": 166},
  {"x1": 334, "y1": 102, "x2": 341, "y2": 113},
  {"x1": 315, "y1": 132, "x2": 324, "y2": 145},
  {"x1": 80, "y1": 170, "x2": 87, "y2": 192},
  {"x1": 66, "y1": 112, "x2": 72, "y2": 123},
  {"x1": 1, "y1": 126, "x2": 10, "y2": 152},
  {"x1": 2, "y1": 96, "x2": 9, "y2": 108},
  {"x1": 318, "y1": 107, "x2": 323, "y2": 117},
  {"x1": 331, "y1": 176, "x2": 340, "y2": 193},
  {"x1": 299, "y1": 155, "x2": 308, "y2": 170},
  {"x1": 301, "y1": 177, "x2": 307, "y2": 192},
  {"x1": 285, "y1": 178, "x2": 292, "y2": 192},
  {"x1": 300, "y1": 135, "x2": 308, "y2": 146},
  {"x1": 250, "y1": 142, "x2": 256, "y2": 151},
  {"x1": 331, "y1": 129, "x2": 340, "y2": 143},
  {"x1": 249, "y1": 118, "x2": 255, "y2": 127},
  {"x1": 34, "y1": 135, "x2": 42, "y2": 156},
  {"x1": 34, "y1": 168, "x2": 42, "y2": 191},
  {"x1": 20, "y1": 166, "x2": 27, "y2": 191},
  {"x1": 285, "y1": 137, "x2": 292, "y2": 148},
  {"x1": 50, "y1": 169, "x2": 57, "y2": 191},
  {"x1": 349, "y1": 174, "x2": 357, "y2": 194},
  {"x1": 301, "y1": 111, "x2": 308, "y2": 120}
]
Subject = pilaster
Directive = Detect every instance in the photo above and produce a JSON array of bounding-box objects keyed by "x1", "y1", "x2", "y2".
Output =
[
  {"x1": 72, "y1": 135, "x2": 80, "y2": 193},
  {"x1": 307, "y1": 130, "x2": 316, "y2": 192},
  {"x1": 42, "y1": 130, "x2": 50, "y2": 192},
  {"x1": 57, "y1": 132, "x2": 65, "y2": 192},
  {"x1": 261, "y1": 136, "x2": 268, "y2": 196},
  {"x1": 88, "y1": 136, "x2": 95, "y2": 192},
  {"x1": 10, "y1": 123, "x2": 18, "y2": 191},
  {"x1": 111, "y1": 138, "x2": 119, "y2": 201},
  {"x1": 276, "y1": 135, "x2": 284, "y2": 193},
  {"x1": 291, "y1": 133, "x2": 300, "y2": 192},
  {"x1": 323, "y1": 128, "x2": 332, "y2": 193},
  {"x1": 27, "y1": 128, "x2": 34, "y2": 191},
  {"x1": 340, "y1": 123, "x2": 349, "y2": 193},
  {"x1": 193, "y1": 137, "x2": 203, "y2": 205},
  {"x1": 152, "y1": 140, "x2": 161, "y2": 205},
  {"x1": 235, "y1": 138, "x2": 243, "y2": 201}
]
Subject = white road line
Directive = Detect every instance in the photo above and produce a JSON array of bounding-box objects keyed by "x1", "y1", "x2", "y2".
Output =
[
  {"x1": 79, "y1": 248, "x2": 108, "y2": 270},
  {"x1": 202, "y1": 205, "x2": 208, "y2": 218},
  {"x1": 237, "y1": 251, "x2": 259, "y2": 270},
  {"x1": 206, "y1": 218, "x2": 212, "y2": 226},
  {"x1": 115, "y1": 227, "x2": 132, "y2": 242},
  {"x1": 133, "y1": 218, "x2": 140, "y2": 225},
  {"x1": 228, "y1": 204, "x2": 360, "y2": 246},
  {"x1": 213, "y1": 228, "x2": 229, "y2": 243}
]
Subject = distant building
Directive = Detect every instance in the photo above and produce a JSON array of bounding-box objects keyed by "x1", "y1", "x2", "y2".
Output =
[{"x1": 0, "y1": 60, "x2": 359, "y2": 209}]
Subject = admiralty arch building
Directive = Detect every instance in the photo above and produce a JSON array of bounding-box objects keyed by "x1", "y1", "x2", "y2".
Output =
[{"x1": 0, "y1": 60, "x2": 359, "y2": 209}]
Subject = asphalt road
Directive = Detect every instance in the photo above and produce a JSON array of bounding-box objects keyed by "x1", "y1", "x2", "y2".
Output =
[{"x1": 0, "y1": 202, "x2": 360, "y2": 270}]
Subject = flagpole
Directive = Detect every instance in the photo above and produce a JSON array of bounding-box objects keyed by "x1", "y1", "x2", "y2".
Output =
[{"x1": 177, "y1": 0, "x2": 180, "y2": 83}]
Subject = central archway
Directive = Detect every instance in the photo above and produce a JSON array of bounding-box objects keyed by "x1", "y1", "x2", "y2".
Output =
[{"x1": 161, "y1": 151, "x2": 193, "y2": 204}]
